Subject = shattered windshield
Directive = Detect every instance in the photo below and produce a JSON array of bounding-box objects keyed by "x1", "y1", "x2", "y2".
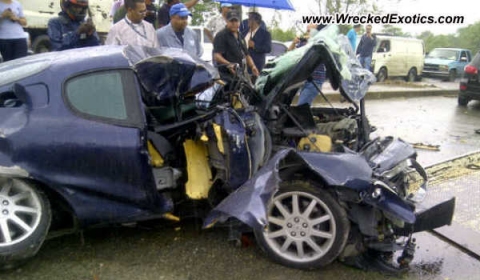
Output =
[
  {"x1": 125, "y1": 46, "x2": 219, "y2": 105},
  {"x1": 255, "y1": 25, "x2": 376, "y2": 102}
]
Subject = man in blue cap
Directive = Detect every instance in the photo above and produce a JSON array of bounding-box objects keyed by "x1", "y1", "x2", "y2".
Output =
[
  {"x1": 157, "y1": 3, "x2": 202, "y2": 58},
  {"x1": 157, "y1": 0, "x2": 199, "y2": 28}
]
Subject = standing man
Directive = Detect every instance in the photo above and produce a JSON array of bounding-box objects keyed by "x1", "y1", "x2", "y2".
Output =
[
  {"x1": 356, "y1": 24, "x2": 376, "y2": 71},
  {"x1": 157, "y1": 0, "x2": 199, "y2": 29},
  {"x1": 105, "y1": 0, "x2": 158, "y2": 48},
  {"x1": 204, "y1": 3, "x2": 231, "y2": 42},
  {"x1": 213, "y1": 10, "x2": 259, "y2": 82},
  {"x1": 0, "y1": 0, "x2": 28, "y2": 61},
  {"x1": 48, "y1": 0, "x2": 99, "y2": 51},
  {"x1": 242, "y1": 11, "x2": 271, "y2": 73},
  {"x1": 157, "y1": 3, "x2": 202, "y2": 58},
  {"x1": 347, "y1": 24, "x2": 361, "y2": 52}
]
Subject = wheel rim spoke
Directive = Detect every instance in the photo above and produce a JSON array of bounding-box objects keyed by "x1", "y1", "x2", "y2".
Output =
[
  {"x1": 274, "y1": 200, "x2": 290, "y2": 218},
  {"x1": 13, "y1": 205, "x2": 39, "y2": 215},
  {"x1": 10, "y1": 192, "x2": 31, "y2": 203},
  {"x1": 0, "y1": 180, "x2": 12, "y2": 195},
  {"x1": 311, "y1": 214, "x2": 331, "y2": 226},
  {"x1": 268, "y1": 217, "x2": 285, "y2": 227},
  {"x1": 268, "y1": 229, "x2": 286, "y2": 239},
  {"x1": 0, "y1": 219, "x2": 12, "y2": 243},
  {"x1": 11, "y1": 215, "x2": 32, "y2": 232},
  {"x1": 311, "y1": 229, "x2": 333, "y2": 239},
  {"x1": 305, "y1": 237, "x2": 323, "y2": 254},
  {"x1": 280, "y1": 238, "x2": 293, "y2": 252},
  {"x1": 291, "y1": 194, "x2": 300, "y2": 216},
  {"x1": 302, "y1": 200, "x2": 317, "y2": 218},
  {"x1": 295, "y1": 240, "x2": 304, "y2": 258}
]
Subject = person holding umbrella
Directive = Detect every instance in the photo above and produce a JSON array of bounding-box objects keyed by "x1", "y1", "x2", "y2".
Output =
[{"x1": 242, "y1": 11, "x2": 271, "y2": 76}]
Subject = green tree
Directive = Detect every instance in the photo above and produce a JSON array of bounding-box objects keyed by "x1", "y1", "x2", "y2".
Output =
[
  {"x1": 189, "y1": 0, "x2": 218, "y2": 26},
  {"x1": 457, "y1": 22, "x2": 480, "y2": 54},
  {"x1": 270, "y1": 27, "x2": 296, "y2": 42},
  {"x1": 381, "y1": 24, "x2": 410, "y2": 36}
]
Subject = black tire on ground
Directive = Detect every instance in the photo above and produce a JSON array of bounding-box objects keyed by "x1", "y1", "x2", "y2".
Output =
[
  {"x1": 406, "y1": 68, "x2": 417, "y2": 82},
  {"x1": 458, "y1": 96, "x2": 469, "y2": 106},
  {"x1": 377, "y1": 67, "x2": 387, "y2": 82},
  {"x1": 31, "y1": 35, "x2": 51, "y2": 53},
  {"x1": 448, "y1": 70, "x2": 457, "y2": 82},
  {"x1": 254, "y1": 182, "x2": 350, "y2": 270},
  {"x1": 0, "y1": 178, "x2": 51, "y2": 270}
]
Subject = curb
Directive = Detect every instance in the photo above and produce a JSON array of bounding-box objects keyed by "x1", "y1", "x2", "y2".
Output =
[{"x1": 303, "y1": 89, "x2": 458, "y2": 103}]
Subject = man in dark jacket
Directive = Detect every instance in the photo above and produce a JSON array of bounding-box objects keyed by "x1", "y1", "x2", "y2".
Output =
[
  {"x1": 213, "y1": 10, "x2": 259, "y2": 82},
  {"x1": 356, "y1": 24, "x2": 376, "y2": 71},
  {"x1": 47, "y1": 0, "x2": 99, "y2": 51},
  {"x1": 242, "y1": 12, "x2": 271, "y2": 74}
]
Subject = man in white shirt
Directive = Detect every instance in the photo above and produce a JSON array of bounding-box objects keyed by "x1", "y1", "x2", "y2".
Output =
[{"x1": 105, "y1": 0, "x2": 158, "y2": 48}]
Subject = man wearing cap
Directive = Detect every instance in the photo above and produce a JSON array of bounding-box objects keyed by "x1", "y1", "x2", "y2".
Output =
[
  {"x1": 213, "y1": 10, "x2": 259, "y2": 81},
  {"x1": 205, "y1": 3, "x2": 231, "y2": 42},
  {"x1": 105, "y1": 0, "x2": 158, "y2": 48},
  {"x1": 157, "y1": 3, "x2": 202, "y2": 58},
  {"x1": 242, "y1": 11, "x2": 271, "y2": 73},
  {"x1": 157, "y1": 0, "x2": 199, "y2": 29},
  {"x1": 239, "y1": 7, "x2": 266, "y2": 35}
]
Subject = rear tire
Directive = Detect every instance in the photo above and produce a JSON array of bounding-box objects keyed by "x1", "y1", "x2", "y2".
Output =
[
  {"x1": 254, "y1": 182, "x2": 350, "y2": 269},
  {"x1": 377, "y1": 67, "x2": 387, "y2": 82},
  {"x1": 458, "y1": 96, "x2": 469, "y2": 106},
  {"x1": 0, "y1": 178, "x2": 51, "y2": 270},
  {"x1": 31, "y1": 35, "x2": 51, "y2": 53},
  {"x1": 406, "y1": 68, "x2": 417, "y2": 82}
]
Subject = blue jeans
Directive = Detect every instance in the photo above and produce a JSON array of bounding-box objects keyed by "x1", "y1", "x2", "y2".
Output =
[
  {"x1": 298, "y1": 81, "x2": 323, "y2": 106},
  {"x1": 359, "y1": 56, "x2": 372, "y2": 71}
]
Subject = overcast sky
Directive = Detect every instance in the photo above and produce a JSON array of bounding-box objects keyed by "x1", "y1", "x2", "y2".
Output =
[{"x1": 250, "y1": 0, "x2": 477, "y2": 36}]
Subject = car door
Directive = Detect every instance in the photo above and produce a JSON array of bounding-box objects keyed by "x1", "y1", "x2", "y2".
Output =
[{"x1": 52, "y1": 69, "x2": 161, "y2": 222}]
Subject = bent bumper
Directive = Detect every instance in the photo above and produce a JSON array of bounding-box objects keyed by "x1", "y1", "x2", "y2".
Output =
[{"x1": 394, "y1": 197, "x2": 456, "y2": 236}]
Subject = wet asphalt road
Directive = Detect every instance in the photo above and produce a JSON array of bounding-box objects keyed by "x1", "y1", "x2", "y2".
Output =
[{"x1": 2, "y1": 94, "x2": 480, "y2": 280}]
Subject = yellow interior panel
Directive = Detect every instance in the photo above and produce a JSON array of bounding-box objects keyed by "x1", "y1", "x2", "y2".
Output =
[
  {"x1": 297, "y1": 134, "x2": 332, "y2": 153},
  {"x1": 212, "y1": 124, "x2": 225, "y2": 154},
  {"x1": 183, "y1": 139, "x2": 213, "y2": 199},
  {"x1": 147, "y1": 140, "x2": 164, "y2": 167}
]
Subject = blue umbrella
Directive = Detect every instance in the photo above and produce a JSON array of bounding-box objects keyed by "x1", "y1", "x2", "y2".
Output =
[{"x1": 216, "y1": 0, "x2": 295, "y2": 11}]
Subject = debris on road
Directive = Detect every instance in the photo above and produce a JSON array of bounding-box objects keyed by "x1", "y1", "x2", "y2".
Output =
[{"x1": 411, "y1": 143, "x2": 441, "y2": 151}]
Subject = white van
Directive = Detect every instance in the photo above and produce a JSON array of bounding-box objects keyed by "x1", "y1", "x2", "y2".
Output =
[{"x1": 371, "y1": 36, "x2": 424, "y2": 82}]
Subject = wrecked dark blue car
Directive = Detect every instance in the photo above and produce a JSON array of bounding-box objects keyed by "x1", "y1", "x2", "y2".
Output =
[{"x1": 0, "y1": 26, "x2": 454, "y2": 271}]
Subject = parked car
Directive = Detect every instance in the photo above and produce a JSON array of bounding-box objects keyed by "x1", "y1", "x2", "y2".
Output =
[
  {"x1": 371, "y1": 35, "x2": 424, "y2": 82},
  {"x1": 423, "y1": 48, "x2": 472, "y2": 81},
  {"x1": 458, "y1": 51, "x2": 480, "y2": 106},
  {"x1": 266, "y1": 40, "x2": 288, "y2": 61},
  {"x1": 0, "y1": 26, "x2": 454, "y2": 272}
]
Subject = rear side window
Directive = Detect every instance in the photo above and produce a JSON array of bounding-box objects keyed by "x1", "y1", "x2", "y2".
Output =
[
  {"x1": 64, "y1": 70, "x2": 144, "y2": 128},
  {"x1": 66, "y1": 72, "x2": 127, "y2": 120}
]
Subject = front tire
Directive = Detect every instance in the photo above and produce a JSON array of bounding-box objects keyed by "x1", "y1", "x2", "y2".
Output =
[
  {"x1": 448, "y1": 70, "x2": 457, "y2": 82},
  {"x1": 0, "y1": 178, "x2": 51, "y2": 270},
  {"x1": 254, "y1": 182, "x2": 350, "y2": 269}
]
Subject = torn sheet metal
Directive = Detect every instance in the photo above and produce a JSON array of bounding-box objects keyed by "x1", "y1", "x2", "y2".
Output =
[{"x1": 204, "y1": 149, "x2": 373, "y2": 229}]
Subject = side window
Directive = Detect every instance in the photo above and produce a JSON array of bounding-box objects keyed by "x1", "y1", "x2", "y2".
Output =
[
  {"x1": 66, "y1": 71, "x2": 127, "y2": 120},
  {"x1": 64, "y1": 70, "x2": 143, "y2": 128},
  {"x1": 460, "y1": 51, "x2": 467, "y2": 61},
  {"x1": 377, "y1": 40, "x2": 390, "y2": 53}
]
